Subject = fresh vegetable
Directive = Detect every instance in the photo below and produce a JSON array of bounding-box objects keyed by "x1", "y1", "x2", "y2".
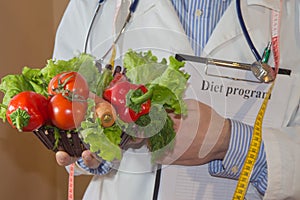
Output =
[
  {"x1": 108, "y1": 71, "x2": 127, "y2": 87},
  {"x1": 94, "y1": 100, "x2": 117, "y2": 128},
  {"x1": 48, "y1": 93, "x2": 87, "y2": 130},
  {"x1": 95, "y1": 65, "x2": 113, "y2": 97},
  {"x1": 80, "y1": 120, "x2": 122, "y2": 162},
  {"x1": 79, "y1": 98, "x2": 122, "y2": 161},
  {"x1": 0, "y1": 49, "x2": 190, "y2": 163},
  {"x1": 88, "y1": 91, "x2": 104, "y2": 104},
  {"x1": 46, "y1": 70, "x2": 90, "y2": 130},
  {"x1": 48, "y1": 71, "x2": 89, "y2": 100},
  {"x1": 122, "y1": 103, "x2": 176, "y2": 160},
  {"x1": 6, "y1": 91, "x2": 48, "y2": 132},
  {"x1": 103, "y1": 80, "x2": 151, "y2": 123},
  {"x1": 119, "y1": 50, "x2": 190, "y2": 160},
  {"x1": 123, "y1": 49, "x2": 190, "y2": 115},
  {"x1": 40, "y1": 53, "x2": 101, "y2": 93},
  {"x1": 0, "y1": 53, "x2": 101, "y2": 121}
]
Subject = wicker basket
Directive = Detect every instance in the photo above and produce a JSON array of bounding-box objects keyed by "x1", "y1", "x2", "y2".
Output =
[
  {"x1": 33, "y1": 126, "x2": 86, "y2": 157},
  {"x1": 32, "y1": 125, "x2": 146, "y2": 158}
]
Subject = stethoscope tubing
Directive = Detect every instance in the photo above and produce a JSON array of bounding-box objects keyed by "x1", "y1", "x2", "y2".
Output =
[
  {"x1": 87, "y1": 0, "x2": 262, "y2": 62},
  {"x1": 236, "y1": 0, "x2": 262, "y2": 62},
  {"x1": 83, "y1": 1, "x2": 104, "y2": 53},
  {"x1": 83, "y1": 0, "x2": 140, "y2": 55}
]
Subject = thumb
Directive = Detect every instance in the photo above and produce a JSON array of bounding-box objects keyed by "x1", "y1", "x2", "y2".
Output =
[
  {"x1": 56, "y1": 151, "x2": 78, "y2": 166},
  {"x1": 82, "y1": 150, "x2": 102, "y2": 169}
]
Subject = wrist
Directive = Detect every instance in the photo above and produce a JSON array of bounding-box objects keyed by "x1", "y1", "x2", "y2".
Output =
[
  {"x1": 76, "y1": 157, "x2": 113, "y2": 175},
  {"x1": 214, "y1": 118, "x2": 231, "y2": 160},
  {"x1": 199, "y1": 118, "x2": 231, "y2": 164}
]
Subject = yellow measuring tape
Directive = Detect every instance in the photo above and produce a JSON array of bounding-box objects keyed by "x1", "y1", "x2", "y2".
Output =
[
  {"x1": 232, "y1": 1, "x2": 282, "y2": 198},
  {"x1": 232, "y1": 82, "x2": 274, "y2": 199}
]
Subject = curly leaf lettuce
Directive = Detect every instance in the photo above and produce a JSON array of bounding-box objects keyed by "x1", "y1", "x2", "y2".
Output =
[
  {"x1": 123, "y1": 50, "x2": 190, "y2": 115},
  {"x1": 0, "y1": 74, "x2": 34, "y2": 120},
  {"x1": 40, "y1": 53, "x2": 101, "y2": 93},
  {"x1": 122, "y1": 50, "x2": 190, "y2": 162},
  {"x1": 0, "y1": 53, "x2": 100, "y2": 121},
  {"x1": 79, "y1": 99, "x2": 122, "y2": 162},
  {"x1": 80, "y1": 121, "x2": 122, "y2": 162}
]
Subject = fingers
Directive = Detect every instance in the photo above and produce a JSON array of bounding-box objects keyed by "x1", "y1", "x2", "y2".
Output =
[
  {"x1": 81, "y1": 150, "x2": 102, "y2": 169},
  {"x1": 55, "y1": 151, "x2": 78, "y2": 166},
  {"x1": 55, "y1": 150, "x2": 101, "y2": 169}
]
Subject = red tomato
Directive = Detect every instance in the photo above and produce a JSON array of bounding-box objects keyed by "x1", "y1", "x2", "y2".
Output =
[
  {"x1": 48, "y1": 93, "x2": 88, "y2": 130},
  {"x1": 6, "y1": 91, "x2": 49, "y2": 132},
  {"x1": 48, "y1": 71, "x2": 89, "y2": 100}
]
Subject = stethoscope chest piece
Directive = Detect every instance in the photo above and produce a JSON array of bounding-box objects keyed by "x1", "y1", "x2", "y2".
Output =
[
  {"x1": 251, "y1": 61, "x2": 275, "y2": 83},
  {"x1": 236, "y1": 0, "x2": 276, "y2": 83}
]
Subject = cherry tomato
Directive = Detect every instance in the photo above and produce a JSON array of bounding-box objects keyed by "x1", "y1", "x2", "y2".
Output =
[
  {"x1": 6, "y1": 91, "x2": 49, "y2": 132},
  {"x1": 48, "y1": 93, "x2": 87, "y2": 130},
  {"x1": 48, "y1": 71, "x2": 89, "y2": 100}
]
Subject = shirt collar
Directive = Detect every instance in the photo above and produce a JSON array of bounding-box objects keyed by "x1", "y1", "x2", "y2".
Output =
[{"x1": 247, "y1": 0, "x2": 280, "y2": 11}]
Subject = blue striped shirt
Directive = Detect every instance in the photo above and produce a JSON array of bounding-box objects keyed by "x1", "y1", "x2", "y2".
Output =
[
  {"x1": 77, "y1": 0, "x2": 268, "y2": 196},
  {"x1": 171, "y1": 0, "x2": 232, "y2": 56},
  {"x1": 171, "y1": 0, "x2": 268, "y2": 195},
  {"x1": 76, "y1": 157, "x2": 113, "y2": 175},
  {"x1": 208, "y1": 120, "x2": 268, "y2": 195}
]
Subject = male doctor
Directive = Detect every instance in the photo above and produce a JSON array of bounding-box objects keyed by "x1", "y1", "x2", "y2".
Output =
[{"x1": 54, "y1": 0, "x2": 300, "y2": 199}]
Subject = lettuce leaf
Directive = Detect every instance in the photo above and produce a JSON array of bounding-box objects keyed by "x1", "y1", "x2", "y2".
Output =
[
  {"x1": 0, "y1": 74, "x2": 34, "y2": 120},
  {"x1": 0, "y1": 53, "x2": 100, "y2": 121},
  {"x1": 40, "y1": 54, "x2": 101, "y2": 93},
  {"x1": 79, "y1": 99, "x2": 122, "y2": 161},
  {"x1": 0, "y1": 50, "x2": 190, "y2": 162},
  {"x1": 80, "y1": 121, "x2": 122, "y2": 162},
  {"x1": 121, "y1": 50, "x2": 190, "y2": 162},
  {"x1": 123, "y1": 50, "x2": 190, "y2": 115},
  {"x1": 123, "y1": 50, "x2": 166, "y2": 71}
]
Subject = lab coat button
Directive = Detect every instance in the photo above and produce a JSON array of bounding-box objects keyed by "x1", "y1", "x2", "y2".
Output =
[{"x1": 195, "y1": 9, "x2": 202, "y2": 17}]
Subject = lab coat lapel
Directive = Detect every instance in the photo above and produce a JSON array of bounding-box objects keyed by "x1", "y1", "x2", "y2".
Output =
[
  {"x1": 202, "y1": 1, "x2": 241, "y2": 57},
  {"x1": 202, "y1": 0, "x2": 279, "y2": 57}
]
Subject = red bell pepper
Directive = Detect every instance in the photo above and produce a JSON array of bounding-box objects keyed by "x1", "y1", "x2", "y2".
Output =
[{"x1": 103, "y1": 78, "x2": 151, "y2": 123}]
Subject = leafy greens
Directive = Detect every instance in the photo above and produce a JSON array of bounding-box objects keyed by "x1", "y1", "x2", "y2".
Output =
[{"x1": 0, "y1": 53, "x2": 101, "y2": 121}]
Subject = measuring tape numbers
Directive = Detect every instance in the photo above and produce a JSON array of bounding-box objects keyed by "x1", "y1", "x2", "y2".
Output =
[
  {"x1": 232, "y1": 2, "x2": 282, "y2": 199},
  {"x1": 232, "y1": 82, "x2": 274, "y2": 200},
  {"x1": 68, "y1": 163, "x2": 75, "y2": 200}
]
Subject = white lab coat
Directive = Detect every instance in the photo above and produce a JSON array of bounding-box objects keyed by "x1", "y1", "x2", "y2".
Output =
[{"x1": 53, "y1": 0, "x2": 300, "y2": 199}]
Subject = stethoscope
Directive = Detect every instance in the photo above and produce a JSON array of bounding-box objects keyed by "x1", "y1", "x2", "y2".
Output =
[
  {"x1": 177, "y1": 0, "x2": 276, "y2": 83},
  {"x1": 236, "y1": 0, "x2": 275, "y2": 83},
  {"x1": 84, "y1": 0, "x2": 139, "y2": 67},
  {"x1": 83, "y1": 0, "x2": 277, "y2": 83}
]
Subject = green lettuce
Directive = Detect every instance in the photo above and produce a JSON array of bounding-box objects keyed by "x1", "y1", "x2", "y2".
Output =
[
  {"x1": 79, "y1": 99, "x2": 122, "y2": 162},
  {"x1": 122, "y1": 50, "x2": 190, "y2": 161},
  {"x1": 0, "y1": 74, "x2": 34, "y2": 120},
  {"x1": 0, "y1": 50, "x2": 190, "y2": 162},
  {"x1": 80, "y1": 120, "x2": 122, "y2": 162},
  {"x1": 123, "y1": 49, "x2": 190, "y2": 115},
  {"x1": 0, "y1": 53, "x2": 100, "y2": 121}
]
